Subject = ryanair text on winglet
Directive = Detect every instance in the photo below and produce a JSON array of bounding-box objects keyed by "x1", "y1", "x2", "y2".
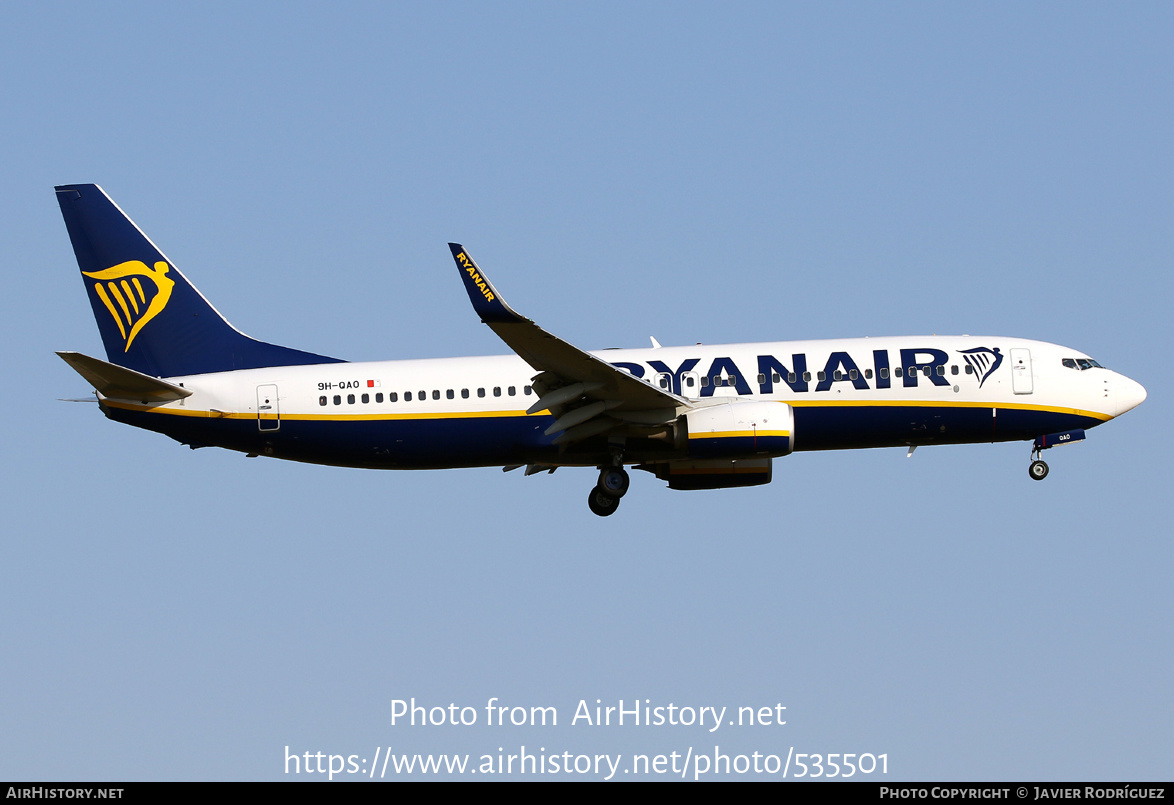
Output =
[{"x1": 456, "y1": 252, "x2": 495, "y2": 303}]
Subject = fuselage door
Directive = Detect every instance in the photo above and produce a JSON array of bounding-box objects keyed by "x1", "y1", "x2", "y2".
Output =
[
  {"x1": 257, "y1": 384, "x2": 280, "y2": 431},
  {"x1": 1010, "y1": 348, "x2": 1033, "y2": 394},
  {"x1": 680, "y1": 371, "x2": 701, "y2": 400}
]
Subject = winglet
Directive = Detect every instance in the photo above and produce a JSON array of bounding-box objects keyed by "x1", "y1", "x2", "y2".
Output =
[
  {"x1": 444, "y1": 243, "x2": 686, "y2": 417},
  {"x1": 448, "y1": 243, "x2": 524, "y2": 323}
]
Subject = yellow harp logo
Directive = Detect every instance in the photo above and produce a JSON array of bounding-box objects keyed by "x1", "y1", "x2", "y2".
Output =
[{"x1": 82, "y1": 261, "x2": 175, "y2": 352}]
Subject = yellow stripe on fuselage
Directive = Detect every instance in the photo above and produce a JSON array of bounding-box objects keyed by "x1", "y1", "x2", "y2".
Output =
[
  {"x1": 101, "y1": 400, "x2": 536, "y2": 421},
  {"x1": 689, "y1": 430, "x2": 791, "y2": 440},
  {"x1": 786, "y1": 398, "x2": 1112, "y2": 422},
  {"x1": 100, "y1": 398, "x2": 1111, "y2": 424}
]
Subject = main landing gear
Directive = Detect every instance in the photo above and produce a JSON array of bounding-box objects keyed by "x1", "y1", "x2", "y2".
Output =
[{"x1": 588, "y1": 464, "x2": 630, "y2": 517}]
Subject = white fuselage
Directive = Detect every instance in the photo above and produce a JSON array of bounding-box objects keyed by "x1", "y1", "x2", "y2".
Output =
[{"x1": 98, "y1": 335, "x2": 1145, "y2": 470}]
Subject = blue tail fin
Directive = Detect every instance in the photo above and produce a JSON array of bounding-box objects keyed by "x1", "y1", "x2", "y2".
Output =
[{"x1": 56, "y1": 184, "x2": 344, "y2": 377}]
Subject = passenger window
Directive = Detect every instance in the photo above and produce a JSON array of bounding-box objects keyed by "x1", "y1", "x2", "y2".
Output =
[
  {"x1": 376, "y1": 393, "x2": 384, "y2": 403},
  {"x1": 508, "y1": 386, "x2": 516, "y2": 396},
  {"x1": 833, "y1": 370, "x2": 842, "y2": 381},
  {"x1": 333, "y1": 395, "x2": 341, "y2": 405},
  {"x1": 758, "y1": 373, "x2": 767, "y2": 385},
  {"x1": 524, "y1": 385, "x2": 532, "y2": 395},
  {"x1": 347, "y1": 394, "x2": 355, "y2": 404},
  {"x1": 895, "y1": 368, "x2": 903, "y2": 378},
  {"x1": 361, "y1": 393, "x2": 369, "y2": 403},
  {"x1": 880, "y1": 368, "x2": 889, "y2": 379},
  {"x1": 964, "y1": 365, "x2": 973, "y2": 374},
  {"x1": 404, "y1": 391, "x2": 412, "y2": 401},
  {"x1": 477, "y1": 388, "x2": 485, "y2": 397},
  {"x1": 771, "y1": 373, "x2": 780, "y2": 383},
  {"x1": 319, "y1": 396, "x2": 327, "y2": 406},
  {"x1": 864, "y1": 369, "x2": 873, "y2": 379},
  {"x1": 461, "y1": 389, "x2": 469, "y2": 399},
  {"x1": 818, "y1": 371, "x2": 827, "y2": 382},
  {"x1": 935, "y1": 366, "x2": 944, "y2": 376},
  {"x1": 951, "y1": 365, "x2": 959, "y2": 375},
  {"x1": 700, "y1": 376, "x2": 709, "y2": 387},
  {"x1": 788, "y1": 372, "x2": 797, "y2": 384},
  {"x1": 432, "y1": 390, "x2": 440, "y2": 400},
  {"x1": 389, "y1": 392, "x2": 397, "y2": 402},
  {"x1": 446, "y1": 389, "x2": 454, "y2": 399},
  {"x1": 494, "y1": 386, "x2": 501, "y2": 397},
  {"x1": 802, "y1": 372, "x2": 811, "y2": 382}
]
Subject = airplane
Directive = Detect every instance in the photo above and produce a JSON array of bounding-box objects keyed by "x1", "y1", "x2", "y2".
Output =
[{"x1": 55, "y1": 183, "x2": 1147, "y2": 516}]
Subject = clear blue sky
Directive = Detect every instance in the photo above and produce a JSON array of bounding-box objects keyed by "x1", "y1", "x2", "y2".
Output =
[{"x1": 2, "y1": 2, "x2": 1170, "y2": 780}]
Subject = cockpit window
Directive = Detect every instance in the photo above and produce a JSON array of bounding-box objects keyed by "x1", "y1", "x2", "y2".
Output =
[{"x1": 1063, "y1": 357, "x2": 1105, "y2": 370}]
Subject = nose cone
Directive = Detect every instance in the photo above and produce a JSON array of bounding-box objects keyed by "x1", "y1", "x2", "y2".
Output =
[{"x1": 1114, "y1": 374, "x2": 1147, "y2": 417}]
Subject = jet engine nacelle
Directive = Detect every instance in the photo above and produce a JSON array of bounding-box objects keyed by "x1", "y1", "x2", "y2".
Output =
[{"x1": 681, "y1": 401, "x2": 794, "y2": 460}]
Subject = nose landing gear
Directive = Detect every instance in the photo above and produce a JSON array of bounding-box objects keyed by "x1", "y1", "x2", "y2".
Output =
[
  {"x1": 1029, "y1": 455, "x2": 1050, "y2": 481},
  {"x1": 1027, "y1": 429, "x2": 1085, "y2": 481}
]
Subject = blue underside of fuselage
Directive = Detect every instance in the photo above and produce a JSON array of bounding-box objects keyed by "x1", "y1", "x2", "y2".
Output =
[
  {"x1": 793, "y1": 405, "x2": 1100, "y2": 451},
  {"x1": 102, "y1": 403, "x2": 1105, "y2": 470}
]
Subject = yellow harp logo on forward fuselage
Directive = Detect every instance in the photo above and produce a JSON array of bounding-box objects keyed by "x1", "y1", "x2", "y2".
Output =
[{"x1": 82, "y1": 261, "x2": 175, "y2": 351}]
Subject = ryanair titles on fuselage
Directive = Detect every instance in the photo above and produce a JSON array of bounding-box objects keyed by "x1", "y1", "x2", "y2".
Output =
[{"x1": 610, "y1": 345, "x2": 1005, "y2": 397}]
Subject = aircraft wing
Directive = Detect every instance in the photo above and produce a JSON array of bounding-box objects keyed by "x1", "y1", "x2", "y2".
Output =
[{"x1": 448, "y1": 244, "x2": 685, "y2": 444}]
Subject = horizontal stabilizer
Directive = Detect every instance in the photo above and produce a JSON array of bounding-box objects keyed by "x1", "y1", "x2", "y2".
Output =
[{"x1": 57, "y1": 351, "x2": 193, "y2": 403}]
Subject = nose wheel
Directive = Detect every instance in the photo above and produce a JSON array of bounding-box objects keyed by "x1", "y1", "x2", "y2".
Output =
[
  {"x1": 1028, "y1": 448, "x2": 1049, "y2": 481},
  {"x1": 588, "y1": 465, "x2": 630, "y2": 517}
]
